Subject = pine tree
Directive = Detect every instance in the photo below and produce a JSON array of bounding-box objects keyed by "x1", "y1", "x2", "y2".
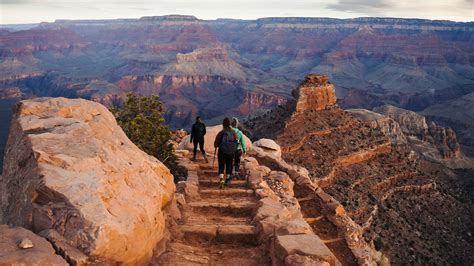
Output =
[{"x1": 111, "y1": 92, "x2": 177, "y2": 173}]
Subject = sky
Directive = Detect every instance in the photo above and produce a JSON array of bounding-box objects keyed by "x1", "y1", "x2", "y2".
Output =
[{"x1": 0, "y1": 0, "x2": 473, "y2": 24}]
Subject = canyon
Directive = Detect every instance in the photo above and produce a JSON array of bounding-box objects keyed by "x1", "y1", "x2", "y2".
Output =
[
  {"x1": 0, "y1": 75, "x2": 472, "y2": 265},
  {"x1": 0, "y1": 14, "x2": 473, "y2": 264},
  {"x1": 0, "y1": 16, "x2": 472, "y2": 153}
]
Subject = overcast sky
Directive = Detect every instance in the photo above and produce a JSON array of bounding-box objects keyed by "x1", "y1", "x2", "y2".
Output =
[{"x1": 1, "y1": 0, "x2": 473, "y2": 24}]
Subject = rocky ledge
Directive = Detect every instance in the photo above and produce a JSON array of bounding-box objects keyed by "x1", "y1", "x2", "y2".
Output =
[{"x1": 0, "y1": 97, "x2": 175, "y2": 264}]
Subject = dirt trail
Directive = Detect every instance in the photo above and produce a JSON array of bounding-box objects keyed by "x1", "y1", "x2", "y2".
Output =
[{"x1": 154, "y1": 156, "x2": 271, "y2": 265}]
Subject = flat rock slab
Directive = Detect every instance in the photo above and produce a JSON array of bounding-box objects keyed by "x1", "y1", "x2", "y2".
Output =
[
  {"x1": 275, "y1": 234, "x2": 340, "y2": 265},
  {"x1": 0, "y1": 224, "x2": 67, "y2": 265}
]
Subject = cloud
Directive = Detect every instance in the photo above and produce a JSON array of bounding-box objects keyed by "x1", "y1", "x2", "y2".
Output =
[{"x1": 327, "y1": 0, "x2": 395, "y2": 15}]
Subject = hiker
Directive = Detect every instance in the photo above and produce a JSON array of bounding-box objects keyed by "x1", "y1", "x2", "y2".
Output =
[
  {"x1": 190, "y1": 116, "x2": 208, "y2": 162},
  {"x1": 231, "y1": 117, "x2": 246, "y2": 179},
  {"x1": 214, "y1": 117, "x2": 238, "y2": 187}
]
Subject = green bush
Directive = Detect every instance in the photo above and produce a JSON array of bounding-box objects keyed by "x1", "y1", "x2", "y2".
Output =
[{"x1": 111, "y1": 92, "x2": 178, "y2": 174}]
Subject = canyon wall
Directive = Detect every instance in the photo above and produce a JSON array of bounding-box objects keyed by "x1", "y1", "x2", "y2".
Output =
[{"x1": 1, "y1": 16, "x2": 472, "y2": 157}]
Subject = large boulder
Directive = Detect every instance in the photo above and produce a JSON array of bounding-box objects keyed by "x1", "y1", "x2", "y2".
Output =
[
  {"x1": 293, "y1": 74, "x2": 337, "y2": 112},
  {"x1": 0, "y1": 97, "x2": 175, "y2": 264},
  {"x1": 0, "y1": 224, "x2": 68, "y2": 265},
  {"x1": 253, "y1": 138, "x2": 282, "y2": 157},
  {"x1": 179, "y1": 124, "x2": 252, "y2": 153}
]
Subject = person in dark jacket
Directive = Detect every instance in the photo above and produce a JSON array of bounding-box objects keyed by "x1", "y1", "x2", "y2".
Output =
[
  {"x1": 214, "y1": 117, "x2": 238, "y2": 188},
  {"x1": 190, "y1": 116, "x2": 208, "y2": 162}
]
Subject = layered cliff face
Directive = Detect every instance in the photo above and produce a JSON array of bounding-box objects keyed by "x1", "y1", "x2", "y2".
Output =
[
  {"x1": 1, "y1": 16, "x2": 472, "y2": 130},
  {"x1": 0, "y1": 97, "x2": 175, "y2": 264},
  {"x1": 245, "y1": 74, "x2": 474, "y2": 265},
  {"x1": 374, "y1": 105, "x2": 462, "y2": 159},
  {"x1": 294, "y1": 75, "x2": 337, "y2": 112},
  {"x1": 348, "y1": 107, "x2": 473, "y2": 169}
]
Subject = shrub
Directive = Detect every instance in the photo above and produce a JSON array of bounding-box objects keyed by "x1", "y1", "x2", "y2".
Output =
[{"x1": 111, "y1": 92, "x2": 178, "y2": 173}]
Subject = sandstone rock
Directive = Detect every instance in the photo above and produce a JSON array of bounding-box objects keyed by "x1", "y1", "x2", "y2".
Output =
[
  {"x1": 247, "y1": 167, "x2": 265, "y2": 189},
  {"x1": 275, "y1": 234, "x2": 340, "y2": 265},
  {"x1": 178, "y1": 124, "x2": 252, "y2": 153},
  {"x1": 0, "y1": 224, "x2": 68, "y2": 265},
  {"x1": 255, "y1": 197, "x2": 293, "y2": 222},
  {"x1": 253, "y1": 138, "x2": 282, "y2": 157},
  {"x1": 294, "y1": 74, "x2": 336, "y2": 112},
  {"x1": 285, "y1": 254, "x2": 331, "y2": 266},
  {"x1": 18, "y1": 238, "x2": 34, "y2": 249},
  {"x1": 0, "y1": 97, "x2": 175, "y2": 264},
  {"x1": 244, "y1": 156, "x2": 259, "y2": 166},
  {"x1": 267, "y1": 171, "x2": 294, "y2": 197},
  {"x1": 175, "y1": 149, "x2": 190, "y2": 157},
  {"x1": 275, "y1": 218, "x2": 313, "y2": 236},
  {"x1": 38, "y1": 229, "x2": 89, "y2": 266}
]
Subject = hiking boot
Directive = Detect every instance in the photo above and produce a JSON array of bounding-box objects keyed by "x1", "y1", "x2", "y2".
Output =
[
  {"x1": 233, "y1": 172, "x2": 240, "y2": 180},
  {"x1": 224, "y1": 175, "x2": 232, "y2": 185}
]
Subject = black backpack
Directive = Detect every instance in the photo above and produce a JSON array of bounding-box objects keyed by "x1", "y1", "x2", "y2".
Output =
[
  {"x1": 220, "y1": 130, "x2": 237, "y2": 155},
  {"x1": 195, "y1": 123, "x2": 205, "y2": 136}
]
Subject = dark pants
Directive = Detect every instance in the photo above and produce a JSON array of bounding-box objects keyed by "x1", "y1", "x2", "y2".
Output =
[
  {"x1": 234, "y1": 149, "x2": 242, "y2": 172},
  {"x1": 193, "y1": 138, "x2": 205, "y2": 157},
  {"x1": 218, "y1": 150, "x2": 234, "y2": 175}
]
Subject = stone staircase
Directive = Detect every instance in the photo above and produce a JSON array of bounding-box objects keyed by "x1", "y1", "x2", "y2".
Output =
[{"x1": 154, "y1": 157, "x2": 271, "y2": 265}]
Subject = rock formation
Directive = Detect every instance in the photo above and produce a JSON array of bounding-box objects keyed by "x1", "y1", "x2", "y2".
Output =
[
  {"x1": 347, "y1": 109, "x2": 407, "y2": 146},
  {"x1": 0, "y1": 97, "x2": 175, "y2": 264},
  {"x1": 373, "y1": 105, "x2": 466, "y2": 162},
  {"x1": 294, "y1": 74, "x2": 337, "y2": 112},
  {"x1": 245, "y1": 74, "x2": 474, "y2": 265},
  {"x1": 348, "y1": 107, "x2": 473, "y2": 169},
  {"x1": 253, "y1": 138, "x2": 282, "y2": 157}
]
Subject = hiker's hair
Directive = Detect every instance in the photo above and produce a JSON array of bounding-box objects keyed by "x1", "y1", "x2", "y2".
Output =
[
  {"x1": 222, "y1": 117, "x2": 231, "y2": 129},
  {"x1": 231, "y1": 117, "x2": 239, "y2": 127},
  {"x1": 196, "y1": 116, "x2": 201, "y2": 121}
]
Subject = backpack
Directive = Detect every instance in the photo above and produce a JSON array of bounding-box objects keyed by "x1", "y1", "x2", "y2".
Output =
[
  {"x1": 220, "y1": 130, "x2": 237, "y2": 155},
  {"x1": 194, "y1": 123, "x2": 205, "y2": 136}
]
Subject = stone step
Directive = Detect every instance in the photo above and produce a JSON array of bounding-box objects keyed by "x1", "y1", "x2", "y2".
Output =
[
  {"x1": 198, "y1": 169, "x2": 219, "y2": 176},
  {"x1": 198, "y1": 168, "x2": 246, "y2": 176},
  {"x1": 199, "y1": 179, "x2": 247, "y2": 189},
  {"x1": 155, "y1": 241, "x2": 269, "y2": 266},
  {"x1": 179, "y1": 224, "x2": 258, "y2": 245},
  {"x1": 199, "y1": 188, "x2": 254, "y2": 198},
  {"x1": 198, "y1": 163, "x2": 214, "y2": 170},
  {"x1": 188, "y1": 201, "x2": 256, "y2": 218},
  {"x1": 183, "y1": 212, "x2": 252, "y2": 225}
]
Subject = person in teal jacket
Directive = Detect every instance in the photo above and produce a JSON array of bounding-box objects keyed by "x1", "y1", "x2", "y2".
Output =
[{"x1": 231, "y1": 117, "x2": 246, "y2": 179}]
